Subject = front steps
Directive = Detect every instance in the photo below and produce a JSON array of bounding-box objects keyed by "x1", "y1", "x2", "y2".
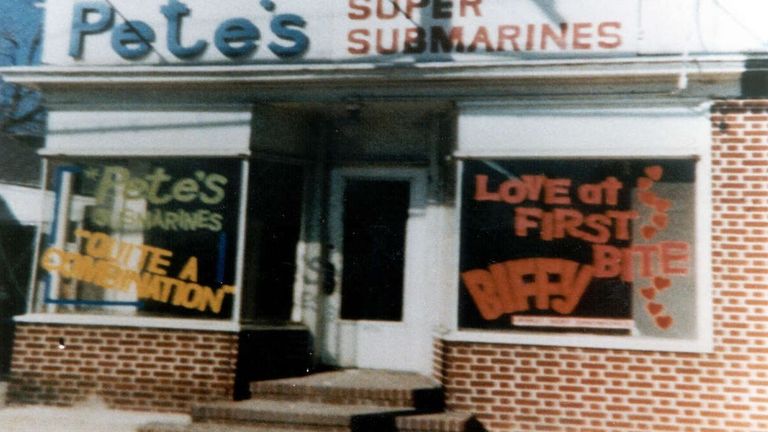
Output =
[{"x1": 140, "y1": 370, "x2": 484, "y2": 432}]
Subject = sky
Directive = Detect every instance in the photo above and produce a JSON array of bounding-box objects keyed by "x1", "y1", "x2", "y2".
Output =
[{"x1": 0, "y1": 0, "x2": 43, "y2": 66}]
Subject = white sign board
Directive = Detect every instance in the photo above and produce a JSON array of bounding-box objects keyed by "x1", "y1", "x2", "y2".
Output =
[
  {"x1": 42, "y1": 0, "x2": 640, "y2": 65},
  {"x1": 40, "y1": 0, "x2": 768, "y2": 66}
]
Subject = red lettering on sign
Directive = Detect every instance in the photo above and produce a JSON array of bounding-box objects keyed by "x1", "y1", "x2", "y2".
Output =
[
  {"x1": 474, "y1": 175, "x2": 499, "y2": 201},
  {"x1": 514, "y1": 208, "x2": 638, "y2": 243},
  {"x1": 460, "y1": 0, "x2": 483, "y2": 17},
  {"x1": 462, "y1": 258, "x2": 594, "y2": 320},
  {"x1": 541, "y1": 23, "x2": 567, "y2": 50},
  {"x1": 348, "y1": 0, "x2": 371, "y2": 19},
  {"x1": 598, "y1": 22, "x2": 622, "y2": 49},
  {"x1": 592, "y1": 242, "x2": 691, "y2": 282},
  {"x1": 474, "y1": 175, "x2": 573, "y2": 205},
  {"x1": 468, "y1": 26, "x2": 494, "y2": 52},
  {"x1": 572, "y1": 22, "x2": 593, "y2": 49},
  {"x1": 404, "y1": 27, "x2": 427, "y2": 53},
  {"x1": 497, "y1": 25, "x2": 520, "y2": 51},
  {"x1": 348, "y1": 29, "x2": 371, "y2": 54}
]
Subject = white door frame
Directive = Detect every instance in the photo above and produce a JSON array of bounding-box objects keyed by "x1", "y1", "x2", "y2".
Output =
[{"x1": 321, "y1": 166, "x2": 429, "y2": 372}]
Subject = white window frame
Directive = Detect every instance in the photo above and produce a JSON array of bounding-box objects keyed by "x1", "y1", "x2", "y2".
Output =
[
  {"x1": 26, "y1": 156, "x2": 250, "y2": 328},
  {"x1": 445, "y1": 99, "x2": 713, "y2": 353}
]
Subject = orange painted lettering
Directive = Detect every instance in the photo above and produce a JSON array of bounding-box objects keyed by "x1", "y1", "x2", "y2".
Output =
[
  {"x1": 462, "y1": 258, "x2": 594, "y2": 319},
  {"x1": 582, "y1": 213, "x2": 611, "y2": 244},
  {"x1": 544, "y1": 178, "x2": 571, "y2": 205},
  {"x1": 514, "y1": 207, "x2": 542, "y2": 237},
  {"x1": 474, "y1": 175, "x2": 500, "y2": 201},
  {"x1": 660, "y1": 241, "x2": 690, "y2": 275},
  {"x1": 593, "y1": 244, "x2": 622, "y2": 278},
  {"x1": 461, "y1": 269, "x2": 505, "y2": 320}
]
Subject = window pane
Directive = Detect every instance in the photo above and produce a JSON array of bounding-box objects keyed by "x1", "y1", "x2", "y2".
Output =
[
  {"x1": 459, "y1": 159, "x2": 696, "y2": 339},
  {"x1": 36, "y1": 158, "x2": 242, "y2": 320}
]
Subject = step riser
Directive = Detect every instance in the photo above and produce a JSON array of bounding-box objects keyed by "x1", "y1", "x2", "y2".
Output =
[
  {"x1": 191, "y1": 405, "x2": 416, "y2": 427},
  {"x1": 205, "y1": 422, "x2": 349, "y2": 432},
  {"x1": 248, "y1": 392, "x2": 411, "y2": 409},
  {"x1": 249, "y1": 386, "x2": 444, "y2": 411}
]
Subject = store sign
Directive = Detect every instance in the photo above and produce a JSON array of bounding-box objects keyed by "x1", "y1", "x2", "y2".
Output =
[
  {"x1": 459, "y1": 159, "x2": 696, "y2": 337},
  {"x1": 43, "y1": 0, "x2": 639, "y2": 65},
  {"x1": 38, "y1": 158, "x2": 241, "y2": 319},
  {"x1": 41, "y1": 0, "x2": 768, "y2": 65},
  {"x1": 69, "y1": 0, "x2": 308, "y2": 60}
]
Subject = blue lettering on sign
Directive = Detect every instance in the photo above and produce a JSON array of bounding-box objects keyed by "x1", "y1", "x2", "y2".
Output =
[
  {"x1": 112, "y1": 21, "x2": 156, "y2": 59},
  {"x1": 69, "y1": 0, "x2": 310, "y2": 61},
  {"x1": 269, "y1": 14, "x2": 309, "y2": 58},
  {"x1": 215, "y1": 18, "x2": 261, "y2": 59},
  {"x1": 160, "y1": 0, "x2": 207, "y2": 59},
  {"x1": 69, "y1": 2, "x2": 114, "y2": 58}
]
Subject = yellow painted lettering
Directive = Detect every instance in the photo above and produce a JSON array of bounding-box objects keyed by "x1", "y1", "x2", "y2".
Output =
[
  {"x1": 178, "y1": 257, "x2": 199, "y2": 282},
  {"x1": 146, "y1": 247, "x2": 173, "y2": 275}
]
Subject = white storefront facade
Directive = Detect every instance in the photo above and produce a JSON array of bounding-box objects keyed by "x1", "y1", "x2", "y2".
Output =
[{"x1": 4, "y1": 1, "x2": 768, "y2": 430}]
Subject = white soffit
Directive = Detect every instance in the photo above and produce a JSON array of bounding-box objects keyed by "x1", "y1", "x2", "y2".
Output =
[
  {"x1": 456, "y1": 101, "x2": 712, "y2": 157},
  {"x1": 42, "y1": 111, "x2": 252, "y2": 157}
]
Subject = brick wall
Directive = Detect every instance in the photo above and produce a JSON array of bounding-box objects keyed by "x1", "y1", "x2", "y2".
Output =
[
  {"x1": 8, "y1": 323, "x2": 238, "y2": 412},
  {"x1": 434, "y1": 100, "x2": 768, "y2": 432}
]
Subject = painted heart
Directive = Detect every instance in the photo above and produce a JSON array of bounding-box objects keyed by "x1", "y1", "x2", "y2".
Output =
[
  {"x1": 637, "y1": 177, "x2": 653, "y2": 191},
  {"x1": 639, "y1": 191, "x2": 657, "y2": 207},
  {"x1": 652, "y1": 213, "x2": 668, "y2": 229},
  {"x1": 645, "y1": 165, "x2": 663, "y2": 181},
  {"x1": 656, "y1": 315, "x2": 673, "y2": 330},
  {"x1": 655, "y1": 198, "x2": 672, "y2": 213},
  {"x1": 647, "y1": 302, "x2": 664, "y2": 316},
  {"x1": 654, "y1": 276, "x2": 672, "y2": 291},
  {"x1": 640, "y1": 287, "x2": 656, "y2": 301},
  {"x1": 641, "y1": 225, "x2": 657, "y2": 240}
]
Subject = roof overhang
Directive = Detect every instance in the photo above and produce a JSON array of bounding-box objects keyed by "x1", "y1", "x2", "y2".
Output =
[{"x1": 0, "y1": 55, "x2": 752, "y2": 108}]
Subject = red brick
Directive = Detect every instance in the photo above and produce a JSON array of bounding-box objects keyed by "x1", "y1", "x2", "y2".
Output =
[{"x1": 8, "y1": 324, "x2": 237, "y2": 413}]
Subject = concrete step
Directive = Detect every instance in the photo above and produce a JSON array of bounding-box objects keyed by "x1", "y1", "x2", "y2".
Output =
[
  {"x1": 190, "y1": 399, "x2": 416, "y2": 431},
  {"x1": 141, "y1": 411, "x2": 487, "y2": 432},
  {"x1": 140, "y1": 421, "x2": 346, "y2": 432},
  {"x1": 139, "y1": 370, "x2": 476, "y2": 432},
  {"x1": 249, "y1": 369, "x2": 444, "y2": 410}
]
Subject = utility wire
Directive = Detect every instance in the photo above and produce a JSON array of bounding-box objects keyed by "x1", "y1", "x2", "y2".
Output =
[
  {"x1": 386, "y1": 0, "x2": 421, "y2": 27},
  {"x1": 104, "y1": 0, "x2": 170, "y2": 64}
]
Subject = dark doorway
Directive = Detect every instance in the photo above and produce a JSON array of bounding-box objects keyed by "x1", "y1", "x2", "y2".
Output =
[
  {"x1": 0, "y1": 224, "x2": 35, "y2": 376},
  {"x1": 340, "y1": 179, "x2": 410, "y2": 321},
  {"x1": 243, "y1": 161, "x2": 305, "y2": 322}
]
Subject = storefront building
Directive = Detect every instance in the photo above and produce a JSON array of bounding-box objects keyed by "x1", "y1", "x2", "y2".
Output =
[{"x1": 4, "y1": 0, "x2": 768, "y2": 430}]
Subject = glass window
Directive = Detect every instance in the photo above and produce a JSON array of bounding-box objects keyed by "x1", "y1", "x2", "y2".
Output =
[
  {"x1": 35, "y1": 158, "x2": 242, "y2": 320},
  {"x1": 459, "y1": 158, "x2": 697, "y2": 340}
]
